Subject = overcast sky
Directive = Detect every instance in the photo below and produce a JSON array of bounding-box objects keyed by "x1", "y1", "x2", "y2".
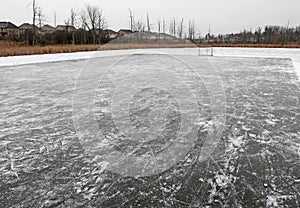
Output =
[{"x1": 1, "y1": 0, "x2": 300, "y2": 35}]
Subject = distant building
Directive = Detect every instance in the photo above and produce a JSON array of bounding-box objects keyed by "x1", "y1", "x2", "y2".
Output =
[
  {"x1": 0, "y1": 21, "x2": 19, "y2": 38},
  {"x1": 56, "y1": 25, "x2": 76, "y2": 33},
  {"x1": 118, "y1": 29, "x2": 133, "y2": 36},
  {"x1": 19, "y1": 23, "x2": 38, "y2": 34},
  {"x1": 94, "y1": 29, "x2": 118, "y2": 39},
  {"x1": 19, "y1": 23, "x2": 34, "y2": 30},
  {"x1": 41, "y1": 25, "x2": 55, "y2": 34},
  {"x1": 104, "y1": 29, "x2": 118, "y2": 39}
]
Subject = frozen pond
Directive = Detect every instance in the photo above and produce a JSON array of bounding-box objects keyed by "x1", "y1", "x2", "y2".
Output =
[{"x1": 0, "y1": 48, "x2": 300, "y2": 207}]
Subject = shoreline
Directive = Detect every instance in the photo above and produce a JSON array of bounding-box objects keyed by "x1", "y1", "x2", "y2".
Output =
[
  {"x1": 1, "y1": 42, "x2": 300, "y2": 57},
  {"x1": 196, "y1": 43, "x2": 300, "y2": 48}
]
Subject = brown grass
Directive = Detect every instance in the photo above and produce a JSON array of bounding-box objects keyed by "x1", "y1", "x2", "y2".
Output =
[
  {"x1": 0, "y1": 42, "x2": 198, "y2": 57},
  {"x1": 196, "y1": 43, "x2": 300, "y2": 48},
  {"x1": 99, "y1": 43, "x2": 197, "y2": 51},
  {"x1": 1, "y1": 41, "x2": 300, "y2": 57},
  {"x1": 0, "y1": 41, "x2": 102, "y2": 57}
]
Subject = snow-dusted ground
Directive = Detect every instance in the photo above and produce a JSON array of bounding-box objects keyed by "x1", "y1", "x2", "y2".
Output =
[{"x1": 0, "y1": 48, "x2": 300, "y2": 207}]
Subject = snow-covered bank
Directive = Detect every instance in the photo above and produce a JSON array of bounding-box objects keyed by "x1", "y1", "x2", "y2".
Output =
[
  {"x1": 0, "y1": 51, "x2": 96, "y2": 67},
  {"x1": 0, "y1": 48, "x2": 199, "y2": 67}
]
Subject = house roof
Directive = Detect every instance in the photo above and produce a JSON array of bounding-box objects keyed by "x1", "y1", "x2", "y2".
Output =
[
  {"x1": 19, "y1": 23, "x2": 38, "y2": 30},
  {"x1": 105, "y1": 29, "x2": 117, "y2": 34},
  {"x1": 0, "y1": 22, "x2": 18, "y2": 29},
  {"x1": 118, "y1": 29, "x2": 133, "y2": 33},
  {"x1": 41, "y1": 24, "x2": 55, "y2": 31},
  {"x1": 94, "y1": 29, "x2": 117, "y2": 34},
  {"x1": 56, "y1": 25, "x2": 76, "y2": 29}
]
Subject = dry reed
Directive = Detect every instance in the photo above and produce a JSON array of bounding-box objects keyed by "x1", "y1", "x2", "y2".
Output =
[{"x1": 1, "y1": 41, "x2": 300, "y2": 57}]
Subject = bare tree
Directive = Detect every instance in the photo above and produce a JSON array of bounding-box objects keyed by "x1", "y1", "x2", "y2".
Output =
[
  {"x1": 32, "y1": 0, "x2": 38, "y2": 45},
  {"x1": 173, "y1": 18, "x2": 176, "y2": 36},
  {"x1": 79, "y1": 9, "x2": 88, "y2": 44},
  {"x1": 256, "y1": 27, "x2": 262, "y2": 44},
  {"x1": 78, "y1": 5, "x2": 106, "y2": 44},
  {"x1": 129, "y1": 8, "x2": 134, "y2": 31},
  {"x1": 188, "y1": 20, "x2": 195, "y2": 41},
  {"x1": 169, "y1": 19, "x2": 173, "y2": 36},
  {"x1": 32, "y1": 0, "x2": 36, "y2": 28},
  {"x1": 70, "y1": 8, "x2": 77, "y2": 44},
  {"x1": 146, "y1": 13, "x2": 151, "y2": 32},
  {"x1": 97, "y1": 11, "x2": 106, "y2": 44},
  {"x1": 86, "y1": 5, "x2": 98, "y2": 30},
  {"x1": 30, "y1": 1, "x2": 44, "y2": 43},
  {"x1": 79, "y1": 9, "x2": 87, "y2": 27},
  {"x1": 37, "y1": 7, "x2": 45, "y2": 29},
  {"x1": 135, "y1": 19, "x2": 145, "y2": 32},
  {"x1": 82, "y1": 5, "x2": 103, "y2": 44},
  {"x1": 169, "y1": 18, "x2": 176, "y2": 36},
  {"x1": 286, "y1": 19, "x2": 290, "y2": 44},
  {"x1": 177, "y1": 18, "x2": 184, "y2": 38},
  {"x1": 53, "y1": 12, "x2": 57, "y2": 27},
  {"x1": 157, "y1": 18, "x2": 161, "y2": 40},
  {"x1": 162, "y1": 18, "x2": 166, "y2": 34}
]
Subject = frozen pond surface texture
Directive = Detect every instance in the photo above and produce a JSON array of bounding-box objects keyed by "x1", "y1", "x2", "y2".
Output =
[{"x1": 0, "y1": 52, "x2": 300, "y2": 207}]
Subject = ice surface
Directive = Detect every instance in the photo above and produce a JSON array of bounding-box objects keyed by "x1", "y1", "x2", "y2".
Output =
[{"x1": 0, "y1": 49, "x2": 300, "y2": 207}]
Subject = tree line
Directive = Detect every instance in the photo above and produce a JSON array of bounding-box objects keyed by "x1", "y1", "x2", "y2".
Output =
[
  {"x1": 128, "y1": 9, "x2": 197, "y2": 40},
  {"x1": 203, "y1": 26, "x2": 300, "y2": 45}
]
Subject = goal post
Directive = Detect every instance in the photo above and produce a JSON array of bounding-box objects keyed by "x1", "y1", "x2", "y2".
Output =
[{"x1": 198, "y1": 47, "x2": 214, "y2": 56}]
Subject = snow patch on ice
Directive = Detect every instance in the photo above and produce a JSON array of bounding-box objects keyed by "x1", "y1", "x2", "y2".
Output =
[
  {"x1": 213, "y1": 47, "x2": 300, "y2": 81},
  {"x1": 267, "y1": 195, "x2": 278, "y2": 207},
  {"x1": 293, "y1": 59, "x2": 300, "y2": 81}
]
